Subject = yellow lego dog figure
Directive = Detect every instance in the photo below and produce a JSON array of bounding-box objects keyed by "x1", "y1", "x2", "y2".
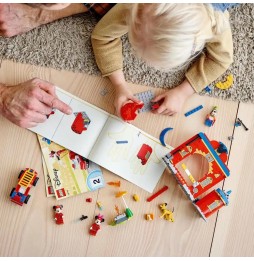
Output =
[{"x1": 159, "y1": 203, "x2": 174, "y2": 222}]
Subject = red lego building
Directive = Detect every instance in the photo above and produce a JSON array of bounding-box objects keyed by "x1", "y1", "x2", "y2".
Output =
[{"x1": 163, "y1": 132, "x2": 232, "y2": 221}]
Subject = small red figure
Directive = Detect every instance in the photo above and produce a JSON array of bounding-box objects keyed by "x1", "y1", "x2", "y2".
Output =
[
  {"x1": 120, "y1": 101, "x2": 144, "y2": 121},
  {"x1": 53, "y1": 205, "x2": 64, "y2": 225},
  {"x1": 46, "y1": 108, "x2": 56, "y2": 119},
  {"x1": 89, "y1": 214, "x2": 104, "y2": 236}
]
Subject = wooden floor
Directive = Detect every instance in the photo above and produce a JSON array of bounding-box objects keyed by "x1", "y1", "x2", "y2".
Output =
[{"x1": 0, "y1": 60, "x2": 253, "y2": 257}]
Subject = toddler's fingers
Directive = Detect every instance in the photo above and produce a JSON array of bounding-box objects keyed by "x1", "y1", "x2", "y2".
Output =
[
  {"x1": 157, "y1": 103, "x2": 170, "y2": 114},
  {"x1": 151, "y1": 94, "x2": 165, "y2": 103}
]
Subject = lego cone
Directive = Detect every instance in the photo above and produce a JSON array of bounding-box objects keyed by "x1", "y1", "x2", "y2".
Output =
[{"x1": 126, "y1": 208, "x2": 133, "y2": 218}]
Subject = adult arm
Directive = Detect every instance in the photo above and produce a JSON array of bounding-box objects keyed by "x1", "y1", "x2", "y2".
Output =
[{"x1": 0, "y1": 3, "x2": 87, "y2": 37}]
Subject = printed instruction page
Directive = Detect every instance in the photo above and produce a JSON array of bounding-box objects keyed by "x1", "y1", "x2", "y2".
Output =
[{"x1": 88, "y1": 116, "x2": 171, "y2": 192}]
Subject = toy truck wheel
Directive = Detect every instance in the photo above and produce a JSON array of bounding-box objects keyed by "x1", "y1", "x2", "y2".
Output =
[
  {"x1": 18, "y1": 170, "x2": 24, "y2": 179},
  {"x1": 33, "y1": 177, "x2": 39, "y2": 186},
  {"x1": 24, "y1": 195, "x2": 31, "y2": 204},
  {"x1": 10, "y1": 188, "x2": 15, "y2": 197}
]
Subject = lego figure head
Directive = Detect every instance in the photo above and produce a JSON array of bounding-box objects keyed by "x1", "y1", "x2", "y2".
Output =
[
  {"x1": 210, "y1": 106, "x2": 218, "y2": 117},
  {"x1": 53, "y1": 205, "x2": 63, "y2": 213},
  {"x1": 94, "y1": 214, "x2": 105, "y2": 225}
]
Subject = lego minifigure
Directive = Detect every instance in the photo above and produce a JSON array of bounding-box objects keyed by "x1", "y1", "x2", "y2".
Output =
[
  {"x1": 89, "y1": 214, "x2": 105, "y2": 236},
  {"x1": 53, "y1": 205, "x2": 64, "y2": 225},
  {"x1": 205, "y1": 106, "x2": 218, "y2": 127}
]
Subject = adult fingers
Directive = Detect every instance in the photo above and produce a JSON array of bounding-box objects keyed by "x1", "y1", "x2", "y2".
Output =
[
  {"x1": 39, "y1": 90, "x2": 72, "y2": 115},
  {"x1": 34, "y1": 101, "x2": 53, "y2": 116},
  {"x1": 26, "y1": 121, "x2": 40, "y2": 128},
  {"x1": 17, "y1": 116, "x2": 46, "y2": 129},
  {"x1": 23, "y1": 110, "x2": 48, "y2": 123},
  {"x1": 35, "y1": 78, "x2": 58, "y2": 97}
]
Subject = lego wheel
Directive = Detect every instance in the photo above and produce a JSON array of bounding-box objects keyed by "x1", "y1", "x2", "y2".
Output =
[
  {"x1": 24, "y1": 195, "x2": 31, "y2": 204},
  {"x1": 33, "y1": 177, "x2": 39, "y2": 186},
  {"x1": 10, "y1": 188, "x2": 15, "y2": 197},
  {"x1": 18, "y1": 170, "x2": 24, "y2": 179}
]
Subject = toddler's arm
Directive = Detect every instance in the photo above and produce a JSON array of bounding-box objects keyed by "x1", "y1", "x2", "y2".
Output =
[
  {"x1": 185, "y1": 12, "x2": 233, "y2": 92},
  {"x1": 92, "y1": 4, "x2": 140, "y2": 118},
  {"x1": 91, "y1": 4, "x2": 128, "y2": 77}
]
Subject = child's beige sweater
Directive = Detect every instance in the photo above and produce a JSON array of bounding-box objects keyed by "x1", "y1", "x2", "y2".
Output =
[{"x1": 91, "y1": 4, "x2": 233, "y2": 92}]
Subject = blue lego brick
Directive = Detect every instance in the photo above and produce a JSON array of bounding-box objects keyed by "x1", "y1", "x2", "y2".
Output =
[
  {"x1": 184, "y1": 105, "x2": 204, "y2": 117},
  {"x1": 116, "y1": 140, "x2": 128, "y2": 144}
]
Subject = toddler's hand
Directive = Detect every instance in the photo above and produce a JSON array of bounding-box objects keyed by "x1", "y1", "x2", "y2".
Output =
[
  {"x1": 114, "y1": 83, "x2": 142, "y2": 118},
  {"x1": 151, "y1": 79, "x2": 195, "y2": 116}
]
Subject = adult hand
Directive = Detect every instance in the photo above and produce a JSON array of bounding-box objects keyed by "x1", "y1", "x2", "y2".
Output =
[
  {"x1": 0, "y1": 3, "x2": 87, "y2": 38},
  {"x1": 0, "y1": 78, "x2": 72, "y2": 128},
  {"x1": 151, "y1": 79, "x2": 195, "y2": 116},
  {"x1": 0, "y1": 3, "x2": 42, "y2": 37}
]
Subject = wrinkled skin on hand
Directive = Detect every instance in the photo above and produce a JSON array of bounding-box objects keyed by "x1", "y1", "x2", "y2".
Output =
[
  {"x1": 0, "y1": 3, "x2": 44, "y2": 37},
  {"x1": 0, "y1": 78, "x2": 72, "y2": 128}
]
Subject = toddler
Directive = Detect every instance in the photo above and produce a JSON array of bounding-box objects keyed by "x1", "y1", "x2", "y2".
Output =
[{"x1": 92, "y1": 3, "x2": 237, "y2": 118}]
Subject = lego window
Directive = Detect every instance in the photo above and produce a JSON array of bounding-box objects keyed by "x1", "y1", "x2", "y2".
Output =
[{"x1": 176, "y1": 153, "x2": 209, "y2": 187}]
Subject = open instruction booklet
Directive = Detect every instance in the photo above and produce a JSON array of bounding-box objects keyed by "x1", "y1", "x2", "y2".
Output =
[{"x1": 30, "y1": 87, "x2": 172, "y2": 193}]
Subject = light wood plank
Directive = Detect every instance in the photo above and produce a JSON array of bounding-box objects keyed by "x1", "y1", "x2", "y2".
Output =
[
  {"x1": 0, "y1": 60, "x2": 240, "y2": 256},
  {"x1": 210, "y1": 102, "x2": 254, "y2": 256}
]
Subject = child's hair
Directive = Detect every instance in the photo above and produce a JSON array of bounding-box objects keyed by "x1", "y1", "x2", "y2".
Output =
[{"x1": 127, "y1": 3, "x2": 230, "y2": 71}]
